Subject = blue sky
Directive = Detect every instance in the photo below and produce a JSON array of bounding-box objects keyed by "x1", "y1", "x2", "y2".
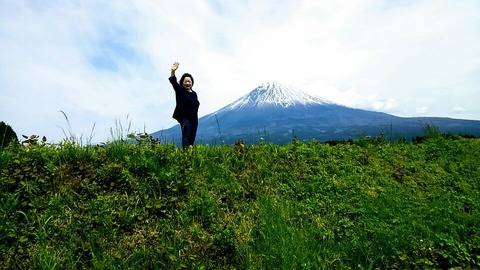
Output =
[{"x1": 1, "y1": 0, "x2": 479, "y2": 143}]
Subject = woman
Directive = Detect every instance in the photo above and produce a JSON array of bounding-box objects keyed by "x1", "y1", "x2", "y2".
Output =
[{"x1": 169, "y1": 62, "x2": 200, "y2": 149}]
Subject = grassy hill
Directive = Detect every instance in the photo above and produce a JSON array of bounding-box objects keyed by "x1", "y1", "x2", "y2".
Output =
[{"x1": 1, "y1": 132, "x2": 479, "y2": 269}]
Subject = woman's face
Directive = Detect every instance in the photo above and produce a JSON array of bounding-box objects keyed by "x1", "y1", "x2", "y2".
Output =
[{"x1": 182, "y1": 77, "x2": 193, "y2": 90}]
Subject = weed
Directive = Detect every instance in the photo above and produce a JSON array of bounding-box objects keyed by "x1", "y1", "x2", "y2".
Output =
[{"x1": 1, "y1": 133, "x2": 479, "y2": 268}]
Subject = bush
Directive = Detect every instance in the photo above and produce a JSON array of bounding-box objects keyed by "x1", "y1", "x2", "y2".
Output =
[
  {"x1": 0, "y1": 121, "x2": 18, "y2": 148},
  {"x1": 1, "y1": 135, "x2": 479, "y2": 268}
]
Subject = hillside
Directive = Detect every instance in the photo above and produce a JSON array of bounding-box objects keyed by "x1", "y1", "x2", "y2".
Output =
[{"x1": 1, "y1": 134, "x2": 479, "y2": 269}]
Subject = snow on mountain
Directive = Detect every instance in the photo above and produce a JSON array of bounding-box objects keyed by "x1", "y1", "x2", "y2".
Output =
[{"x1": 224, "y1": 81, "x2": 331, "y2": 110}]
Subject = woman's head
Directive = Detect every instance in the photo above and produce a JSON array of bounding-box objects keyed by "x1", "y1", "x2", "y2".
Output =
[{"x1": 179, "y1": 73, "x2": 194, "y2": 90}]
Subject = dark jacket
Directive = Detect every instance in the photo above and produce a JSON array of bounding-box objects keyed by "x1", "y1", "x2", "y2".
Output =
[{"x1": 169, "y1": 76, "x2": 200, "y2": 123}]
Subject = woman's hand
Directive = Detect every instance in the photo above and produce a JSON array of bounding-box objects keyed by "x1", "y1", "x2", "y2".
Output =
[
  {"x1": 172, "y1": 62, "x2": 179, "y2": 71},
  {"x1": 171, "y1": 62, "x2": 179, "y2": 77}
]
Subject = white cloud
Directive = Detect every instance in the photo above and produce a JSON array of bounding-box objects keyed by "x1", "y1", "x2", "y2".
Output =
[
  {"x1": 453, "y1": 107, "x2": 467, "y2": 114},
  {"x1": 416, "y1": 106, "x2": 429, "y2": 114}
]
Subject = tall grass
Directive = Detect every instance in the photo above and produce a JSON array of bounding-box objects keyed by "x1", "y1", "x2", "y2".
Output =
[
  {"x1": 1, "y1": 129, "x2": 479, "y2": 269},
  {"x1": 421, "y1": 121, "x2": 443, "y2": 140},
  {"x1": 59, "y1": 110, "x2": 96, "y2": 146}
]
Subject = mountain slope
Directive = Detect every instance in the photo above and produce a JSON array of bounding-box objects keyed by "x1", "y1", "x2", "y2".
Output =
[{"x1": 152, "y1": 82, "x2": 480, "y2": 145}]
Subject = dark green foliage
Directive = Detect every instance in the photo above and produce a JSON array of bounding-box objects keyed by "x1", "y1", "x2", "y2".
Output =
[
  {"x1": 1, "y1": 135, "x2": 479, "y2": 269},
  {"x1": 0, "y1": 121, "x2": 18, "y2": 148}
]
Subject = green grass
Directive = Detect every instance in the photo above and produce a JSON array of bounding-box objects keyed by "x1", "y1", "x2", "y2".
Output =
[{"x1": 1, "y1": 133, "x2": 479, "y2": 269}]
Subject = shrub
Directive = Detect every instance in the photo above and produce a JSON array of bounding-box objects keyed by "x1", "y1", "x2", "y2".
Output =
[{"x1": 0, "y1": 121, "x2": 18, "y2": 148}]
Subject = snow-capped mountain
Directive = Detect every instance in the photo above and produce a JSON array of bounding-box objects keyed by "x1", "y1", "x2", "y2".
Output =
[
  {"x1": 224, "y1": 81, "x2": 330, "y2": 110},
  {"x1": 152, "y1": 81, "x2": 480, "y2": 145}
]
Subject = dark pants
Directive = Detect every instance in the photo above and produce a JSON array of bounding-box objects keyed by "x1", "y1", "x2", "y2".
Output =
[{"x1": 180, "y1": 118, "x2": 198, "y2": 149}]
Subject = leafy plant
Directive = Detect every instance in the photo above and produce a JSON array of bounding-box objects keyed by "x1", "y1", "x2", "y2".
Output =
[{"x1": 1, "y1": 131, "x2": 479, "y2": 269}]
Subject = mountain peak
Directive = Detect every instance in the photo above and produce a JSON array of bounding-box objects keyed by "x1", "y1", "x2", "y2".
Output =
[{"x1": 225, "y1": 81, "x2": 330, "y2": 110}]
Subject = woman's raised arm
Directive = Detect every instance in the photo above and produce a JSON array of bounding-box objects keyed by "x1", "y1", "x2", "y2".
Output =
[{"x1": 171, "y1": 62, "x2": 179, "y2": 77}]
